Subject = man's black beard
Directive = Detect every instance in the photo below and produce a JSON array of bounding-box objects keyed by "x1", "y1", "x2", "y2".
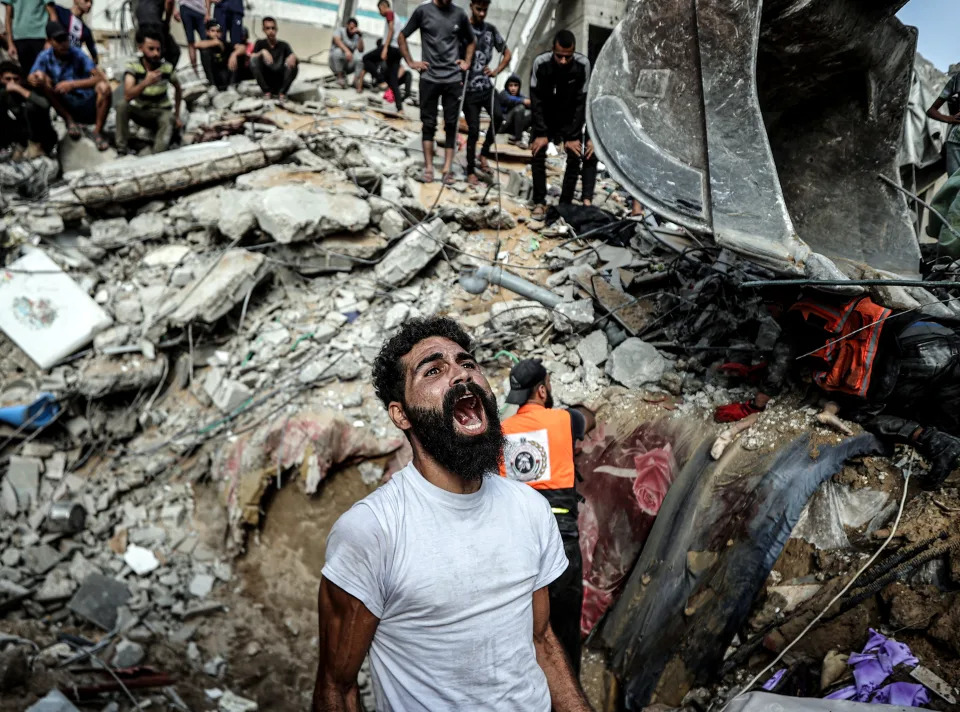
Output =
[
  {"x1": 543, "y1": 390, "x2": 554, "y2": 410},
  {"x1": 405, "y1": 382, "x2": 504, "y2": 483}
]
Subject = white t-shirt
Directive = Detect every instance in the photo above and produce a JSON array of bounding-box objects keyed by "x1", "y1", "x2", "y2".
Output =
[{"x1": 322, "y1": 463, "x2": 568, "y2": 712}]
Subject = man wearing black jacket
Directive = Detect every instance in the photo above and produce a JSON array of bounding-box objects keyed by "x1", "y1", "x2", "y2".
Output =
[{"x1": 529, "y1": 30, "x2": 596, "y2": 221}]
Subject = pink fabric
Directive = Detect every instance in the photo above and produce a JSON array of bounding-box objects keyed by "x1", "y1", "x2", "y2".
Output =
[{"x1": 576, "y1": 423, "x2": 679, "y2": 636}]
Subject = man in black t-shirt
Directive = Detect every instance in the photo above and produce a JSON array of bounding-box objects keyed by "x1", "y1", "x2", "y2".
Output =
[
  {"x1": 194, "y1": 19, "x2": 243, "y2": 90},
  {"x1": 250, "y1": 16, "x2": 297, "y2": 99}
]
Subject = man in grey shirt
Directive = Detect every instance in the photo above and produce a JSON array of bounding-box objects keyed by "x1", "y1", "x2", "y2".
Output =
[
  {"x1": 329, "y1": 18, "x2": 363, "y2": 88},
  {"x1": 398, "y1": 0, "x2": 475, "y2": 185}
]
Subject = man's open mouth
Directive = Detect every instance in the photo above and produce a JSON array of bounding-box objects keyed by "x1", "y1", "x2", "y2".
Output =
[{"x1": 452, "y1": 392, "x2": 486, "y2": 433}]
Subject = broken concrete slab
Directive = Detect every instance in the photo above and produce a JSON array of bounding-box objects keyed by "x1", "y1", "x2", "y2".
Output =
[
  {"x1": 123, "y1": 544, "x2": 160, "y2": 576},
  {"x1": 25, "y1": 689, "x2": 81, "y2": 712},
  {"x1": 219, "y1": 690, "x2": 259, "y2": 712},
  {"x1": 143, "y1": 245, "x2": 192, "y2": 268},
  {"x1": 169, "y1": 249, "x2": 270, "y2": 325},
  {"x1": 111, "y1": 639, "x2": 145, "y2": 668},
  {"x1": 553, "y1": 299, "x2": 595, "y2": 333},
  {"x1": 189, "y1": 573, "x2": 215, "y2": 598},
  {"x1": 254, "y1": 185, "x2": 371, "y2": 243},
  {"x1": 0, "y1": 249, "x2": 112, "y2": 369},
  {"x1": 3, "y1": 456, "x2": 41, "y2": 513},
  {"x1": 218, "y1": 188, "x2": 257, "y2": 240},
  {"x1": 129, "y1": 212, "x2": 166, "y2": 241},
  {"x1": 59, "y1": 134, "x2": 119, "y2": 176},
  {"x1": 377, "y1": 208, "x2": 406, "y2": 238},
  {"x1": 47, "y1": 132, "x2": 303, "y2": 211},
  {"x1": 577, "y1": 330, "x2": 609, "y2": 366},
  {"x1": 89, "y1": 218, "x2": 131, "y2": 248},
  {"x1": 68, "y1": 573, "x2": 132, "y2": 630},
  {"x1": 606, "y1": 337, "x2": 666, "y2": 388},
  {"x1": 374, "y1": 218, "x2": 447, "y2": 287},
  {"x1": 490, "y1": 300, "x2": 552, "y2": 332},
  {"x1": 76, "y1": 355, "x2": 167, "y2": 398}
]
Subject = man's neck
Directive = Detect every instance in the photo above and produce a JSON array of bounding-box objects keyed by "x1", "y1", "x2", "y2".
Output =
[
  {"x1": 71, "y1": 6, "x2": 83, "y2": 17},
  {"x1": 471, "y1": 16, "x2": 482, "y2": 27},
  {"x1": 411, "y1": 444, "x2": 482, "y2": 495},
  {"x1": 267, "y1": 37, "x2": 278, "y2": 46}
]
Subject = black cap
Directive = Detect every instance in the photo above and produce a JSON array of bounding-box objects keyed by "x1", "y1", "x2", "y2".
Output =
[
  {"x1": 505, "y1": 358, "x2": 547, "y2": 405},
  {"x1": 46, "y1": 21, "x2": 68, "y2": 40}
]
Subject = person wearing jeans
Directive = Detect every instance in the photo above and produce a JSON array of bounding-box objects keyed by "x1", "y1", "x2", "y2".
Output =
[
  {"x1": 529, "y1": 29, "x2": 596, "y2": 220},
  {"x1": 398, "y1": 0, "x2": 475, "y2": 184},
  {"x1": 355, "y1": 0, "x2": 403, "y2": 111},
  {"x1": 175, "y1": 0, "x2": 207, "y2": 75},
  {"x1": 461, "y1": 0, "x2": 510, "y2": 185},
  {"x1": 3, "y1": 0, "x2": 57, "y2": 79}
]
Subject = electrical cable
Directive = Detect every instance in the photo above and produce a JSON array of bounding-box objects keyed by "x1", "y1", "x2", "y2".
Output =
[{"x1": 725, "y1": 453, "x2": 916, "y2": 705}]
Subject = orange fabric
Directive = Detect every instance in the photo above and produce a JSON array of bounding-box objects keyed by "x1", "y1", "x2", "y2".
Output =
[
  {"x1": 789, "y1": 297, "x2": 892, "y2": 398},
  {"x1": 499, "y1": 404, "x2": 575, "y2": 490}
]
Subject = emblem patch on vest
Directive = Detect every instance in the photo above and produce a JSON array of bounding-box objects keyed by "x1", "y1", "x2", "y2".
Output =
[{"x1": 504, "y1": 429, "x2": 551, "y2": 483}]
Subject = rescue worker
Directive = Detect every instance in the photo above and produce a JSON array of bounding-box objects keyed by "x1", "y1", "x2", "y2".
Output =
[
  {"x1": 715, "y1": 293, "x2": 960, "y2": 489},
  {"x1": 500, "y1": 358, "x2": 596, "y2": 675}
]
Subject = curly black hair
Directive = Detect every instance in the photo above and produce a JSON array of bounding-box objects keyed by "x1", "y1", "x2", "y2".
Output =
[{"x1": 372, "y1": 316, "x2": 473, "y2": 408}]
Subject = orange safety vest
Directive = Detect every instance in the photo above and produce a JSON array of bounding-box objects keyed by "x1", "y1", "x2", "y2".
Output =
[
  {"x1": 789, "y1": 297, "x2": 892, "y2": 398},
  {"x1": 499, "y1": 404, "x2": 576, "y2": 490}
]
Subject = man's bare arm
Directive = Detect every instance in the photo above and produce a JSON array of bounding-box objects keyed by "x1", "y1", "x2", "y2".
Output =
[
  {"x1": 927, "y1": 96, "x2": 960, "y2": 125},
  {"x1": 532, "y1": 586, "x2": 593, "y2": 712},
  {"x1": 313, "y1": 578, "x2": 379, "y2": 712}
]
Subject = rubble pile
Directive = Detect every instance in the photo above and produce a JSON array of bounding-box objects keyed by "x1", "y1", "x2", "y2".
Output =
[{"x1": 1, "y1": 80, "x2": 959, "y2": 712}]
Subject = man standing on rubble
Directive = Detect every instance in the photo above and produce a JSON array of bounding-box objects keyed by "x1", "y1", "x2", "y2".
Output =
[
  {"x1": 499, "y1": 358, "x2": 595, "y2": 676},
  {"x1": 398, "y1": 0, "x2": 476, "y2": 185},
  {"x1": 51, "y1": 0, "x2": 98, "y2": 65},
  {"x1": 116, "y1": 26, "x2": 182, "y2": 155},
  {"x1": 714, "y1": 292, "x2": 960, "y2": 490},
  {"x1": 28, "y1": 20, "x2": 111, "y2": 150},
  {"x1": 314, "y1": 317, "x2": 594, "y2": 712},
  {"x1": 3, "y1": 0, "x2": 56, "y2": 79},
  {"x1": 927, "y1": 68, "x2": 960, "y2": 177},
  {"x1": 356, "y1": 0, "x2": 403, "y2": 109},
  {"x1": 529, "y1": 30, "x2": 597, "y2": 221},
  {"x1": 250, "y1": 17, "x2": 298, "y2": 101},
  {"x1": 462, "y1": 0, "x2": 510, "y2": 186}
]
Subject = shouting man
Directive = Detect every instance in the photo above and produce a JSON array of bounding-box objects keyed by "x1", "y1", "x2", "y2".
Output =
[
  {"x1": 250, "y1": 16, "x2": 298, "y2": 100},
  {"x1": 314, "y1": 317, "x2": 594, "y2": 712},
  {"x1": 398, "y1": 0, "x2": 475, "y2": 185}
]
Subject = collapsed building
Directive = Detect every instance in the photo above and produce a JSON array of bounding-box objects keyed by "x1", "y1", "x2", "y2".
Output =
[{"x1": 2, "y1": 0, "x2": 960, "y2": 711}]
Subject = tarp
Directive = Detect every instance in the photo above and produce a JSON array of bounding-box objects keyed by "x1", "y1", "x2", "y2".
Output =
[
  {"x1": 727, "y1": 691, "x2": 926, "y2": 712},
  {"x1": 901, "y1": 54, "x2": 949, "y2": 170}
]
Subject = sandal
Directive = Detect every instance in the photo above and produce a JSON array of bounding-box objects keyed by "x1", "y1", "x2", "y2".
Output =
[
  {"x1": 67, "y1": 123, "x2": 81, "y2": 140},
  {"x1": 531, "y1": 204, "x2": 547, "y2": 221},
  {"x1": 466, "y1": 173, "x2": 480, "y2": 187},
  {"x1": 418, "y1": 169, "x2": 434, "y2": 184},
  {"x1": 93, "y1": 133, "x2": 109, "y2": 152},
  {"x1": 442, "y1": 172, "x2": 456, "y2": 186}
]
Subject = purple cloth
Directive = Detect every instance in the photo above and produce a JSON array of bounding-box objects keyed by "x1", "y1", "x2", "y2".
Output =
[
  {"x1": 871, "y1": 682, "x2": 931, "y2": 706},
  {"x1": 762, "y1": 669, "x2": 787, "y2": 691},
  {"x1": 823, "y1": 629, "x2": 927, "y2": 705}
]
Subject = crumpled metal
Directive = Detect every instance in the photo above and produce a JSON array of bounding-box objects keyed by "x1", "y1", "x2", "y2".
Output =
[{"x1": 824, "y1": 629, "x2": 928, "y2": 706}]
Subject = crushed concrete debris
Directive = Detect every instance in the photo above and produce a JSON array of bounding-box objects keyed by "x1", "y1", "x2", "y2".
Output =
[{"x1": 2, "y1": 63, "x2": 959, "y2": 712}]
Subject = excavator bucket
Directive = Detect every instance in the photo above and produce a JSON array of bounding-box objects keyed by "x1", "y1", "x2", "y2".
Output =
[{"x1": 587, "y1": 0, "x2": 921, "y2": 276}]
